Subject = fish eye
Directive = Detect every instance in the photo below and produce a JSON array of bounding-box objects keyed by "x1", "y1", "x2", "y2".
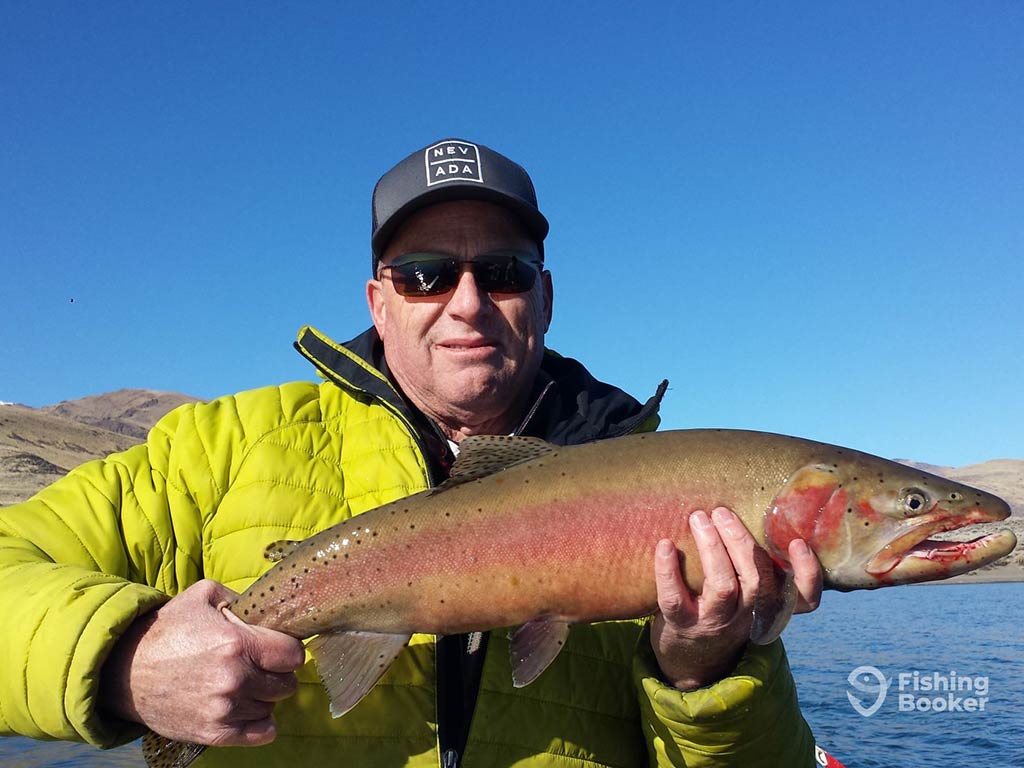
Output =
[{"x1": 901, "y1": 488, "x2": 928, "y2": 514}]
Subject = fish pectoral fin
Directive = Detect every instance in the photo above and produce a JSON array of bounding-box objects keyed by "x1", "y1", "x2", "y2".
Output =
[
  {"x1": 749, "y1": 559, "x2": 798, "y2": 645},
  {"x1": 263, "y1": 539, "x2": 304, "y2": 562},
  {"x1": 508, "y1": 618, "x2": 570, "y2": 687},
  {"x1": 308, "y1": 629, "x2": 411, "y2": 717},
  {"x1": 437, "y1": 435, "x2": 558, "y2": 491},
  {"x1": 141, "y1": 731, "x2": 206, "y2": 768}
]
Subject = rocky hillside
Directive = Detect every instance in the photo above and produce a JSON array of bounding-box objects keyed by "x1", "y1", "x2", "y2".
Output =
[
  {"x1": 41, "y1": 388, "x2": 200, "y2": 439},
  {"x1": 0, "y1": 390, "x2": 198, "y2": 505}
]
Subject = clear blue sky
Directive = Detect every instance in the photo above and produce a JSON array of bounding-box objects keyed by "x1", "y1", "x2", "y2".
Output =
[{"x1": 1, "y1": 2, "x2": 1021, "y2": 467}]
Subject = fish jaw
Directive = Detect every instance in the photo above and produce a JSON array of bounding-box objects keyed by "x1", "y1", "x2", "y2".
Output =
[{"x1": 862, "y1": 505, "x2": 1016, "y2": 586}]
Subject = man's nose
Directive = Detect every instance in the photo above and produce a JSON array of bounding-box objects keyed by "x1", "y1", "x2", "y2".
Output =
[{"x1": 444, "y1": 266, "x2": 490, "y2": 317}]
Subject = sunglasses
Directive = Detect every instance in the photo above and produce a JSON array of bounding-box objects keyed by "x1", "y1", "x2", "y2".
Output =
[{"x1": 377, "y1": 250, "x2": 543, "y2": 297}]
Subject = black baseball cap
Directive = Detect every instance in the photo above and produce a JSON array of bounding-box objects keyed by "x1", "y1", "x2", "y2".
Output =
[{"x1": 371, "y1": 138, "x2": 549, "y2": 269}]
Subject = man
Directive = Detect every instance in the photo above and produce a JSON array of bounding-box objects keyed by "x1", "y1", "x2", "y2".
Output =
[{"x1": 0, "y1": 138, "x2": 823, "y2": 766}]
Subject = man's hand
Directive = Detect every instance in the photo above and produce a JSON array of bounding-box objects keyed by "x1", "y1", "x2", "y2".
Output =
[
  {"x1": 100, "y1": 579, "x2": 306, "y2": 746},
  {"x1": 650, "y1": 507, "x2": 823, "y2": 691}
]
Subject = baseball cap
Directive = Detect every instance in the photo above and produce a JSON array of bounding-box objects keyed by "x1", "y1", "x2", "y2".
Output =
[{"x1": 371, "y1": 138, "x2": 549, "y2": 269}]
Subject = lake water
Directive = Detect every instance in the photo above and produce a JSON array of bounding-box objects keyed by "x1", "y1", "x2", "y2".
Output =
[{"x1": 2, "y1": 582, "x2": 1020, "y2": 767}]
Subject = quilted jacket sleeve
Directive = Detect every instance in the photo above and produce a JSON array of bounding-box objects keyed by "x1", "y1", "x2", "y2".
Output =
[
  {"x1": 633, "y1": 627, "x2": 816, "y2": 766},
  {"x1": 0, "y1": 399, "x2": 236, "y2": 747}
]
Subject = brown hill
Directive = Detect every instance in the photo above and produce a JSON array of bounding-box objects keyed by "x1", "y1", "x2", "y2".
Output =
[
  {"x1": 0, "y1": 389, "x2": 197, "y2": 506},
  {"x1": 42, "y1": 388, "x2": 199, "y2": 439}
]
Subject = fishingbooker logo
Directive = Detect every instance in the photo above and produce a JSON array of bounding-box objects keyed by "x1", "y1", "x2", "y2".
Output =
[
  {"x1": 846, "y1": 665, "x2": 890, "y2": 717},
  {"x1": 847, "y1": 665, "x2": 990, "y2": 716}
]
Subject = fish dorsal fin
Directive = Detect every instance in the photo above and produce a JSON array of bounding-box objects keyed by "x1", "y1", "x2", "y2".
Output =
[
  {"x1": 308, "y1": 629, "x2": 411, "y2": 717},
  {"x1": 441, "y1": 435, "x2": 558, "y2": 490},
  {"x1": 508, "y1": 617, "x2": 571, "y2": 687},
  {"x1": 264, "y1": 539, "x2": 304, "y2": 562}
]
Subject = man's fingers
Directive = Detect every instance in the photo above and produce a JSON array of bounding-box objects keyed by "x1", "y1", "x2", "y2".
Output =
[
  {"x1": 709, "y1": 507, "x2": 763, "y2": 597},
  {"x1": 654, "y1": 538, "x2": 697, "y2": 622},
  {"x1": 789, "y1": 538, "x2": 823, "y2": 614},
  {"x1": 207, "y1": 717, "x2": 279, "y2": 748},
  {"x1": 689, "y1": 510, "x2": 740, "y2": 611},
  {"x1": 243, "y1": 670, "x2": 300, "y2": 703},
  {"x1": 222, "y1": 607, "x2": 306, "y2": 674}
]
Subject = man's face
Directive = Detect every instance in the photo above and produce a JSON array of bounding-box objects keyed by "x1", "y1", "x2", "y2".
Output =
[{"x1": 366, "y1": 200, "x2": 553, "y2": 437}]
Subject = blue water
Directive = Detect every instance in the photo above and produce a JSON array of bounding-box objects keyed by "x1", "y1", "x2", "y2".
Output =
[
  {"x1": 785, "y1": 582, "x2": 1023, "y2": 767},
  {"x1": 2, "y1": 582, "x2": 1020, "y2": 766}
]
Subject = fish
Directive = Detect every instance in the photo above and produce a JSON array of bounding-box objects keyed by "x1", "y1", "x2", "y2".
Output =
[{"x1": 141, "y1": 429, "x2": 1016, "y2": 767}]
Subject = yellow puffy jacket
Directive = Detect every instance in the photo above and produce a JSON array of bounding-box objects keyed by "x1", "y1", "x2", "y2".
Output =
[{"x1": 0, "y1": 326, "x2": 816, "y2": 767}]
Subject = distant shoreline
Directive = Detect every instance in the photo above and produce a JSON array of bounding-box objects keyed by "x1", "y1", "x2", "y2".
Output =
[{"x1": 912, "y1": 563, "x2": 1023, "y2": 586}]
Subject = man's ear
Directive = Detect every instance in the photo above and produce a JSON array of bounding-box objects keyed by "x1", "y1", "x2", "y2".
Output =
[
  {"x1": 366, "y1": 278, "x2": 387, "y2": 340},
  {"x1": 542, "y1": 270, "x2": 554, "y2": 333}
]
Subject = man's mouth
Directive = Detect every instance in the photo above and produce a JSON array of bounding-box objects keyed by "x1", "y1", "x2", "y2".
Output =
[{"x1": 438, "y1": 338, "x2": 499, "y2": 352}]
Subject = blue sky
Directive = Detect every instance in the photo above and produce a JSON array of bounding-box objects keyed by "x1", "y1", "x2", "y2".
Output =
[{"x1": 1, "y1": 2, "x2": 1021, "y2": 467}]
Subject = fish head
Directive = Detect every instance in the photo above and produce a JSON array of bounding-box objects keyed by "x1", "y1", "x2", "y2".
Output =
[{"x1": 763, "y1": 459, "x2": 1016, "y2": 590}]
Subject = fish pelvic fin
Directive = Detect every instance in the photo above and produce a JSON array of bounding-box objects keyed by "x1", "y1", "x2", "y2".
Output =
[
  {"x1": 749, "y1": 558, "x2": 798, "y2": 645},
  {"x1": 508, "y1": 618, "x2": 571, "y2": 687},
  {"x1": 141, "y1": 731, "x2": 206, "y2": 768},
  {"x1": 309, "y1": 629, "x2": 411, "y2": 717},
  {"x1": 437, "y1": 435, "x2": 558, "y2": 491}
]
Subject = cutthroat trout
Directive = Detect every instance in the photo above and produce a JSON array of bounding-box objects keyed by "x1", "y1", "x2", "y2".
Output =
[{"x1": 144, "y1": 429, "x2": 1015, "y2": 767}]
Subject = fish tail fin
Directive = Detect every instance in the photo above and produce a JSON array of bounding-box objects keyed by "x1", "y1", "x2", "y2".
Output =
[{"x1": 141, "y1": 731, "x2": 207, "y2": 768}]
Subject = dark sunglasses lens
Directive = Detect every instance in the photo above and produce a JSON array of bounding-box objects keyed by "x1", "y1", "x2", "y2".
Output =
[
  {"x1": 473, "y1": 257, "x2": 539, "y2": 294},
  {"x1": 389, "y1": 259, "x2": 458, "y2": 296}
]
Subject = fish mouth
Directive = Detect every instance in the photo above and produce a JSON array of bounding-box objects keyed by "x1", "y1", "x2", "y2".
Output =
[{"x1": 866, "y1": 506, "x2": 1017, "y2": 582}]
